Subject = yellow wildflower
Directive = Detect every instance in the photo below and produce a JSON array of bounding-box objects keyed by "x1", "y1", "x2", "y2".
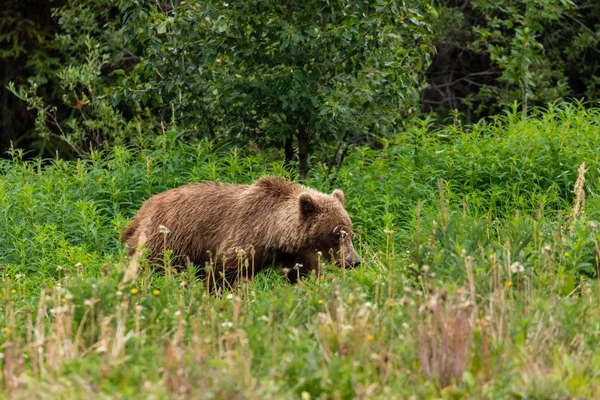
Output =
[
  {"x1": 367, "y1": 334, "x2": 374, "y2": 341},
  {"x1": 130, "y1": 288, "x2": 139, "y2": 295},
  {"x1": 153, "y1": 289, "x2": 161, "y2": 296},
  {"x1": 318, "y1": 299, "x2": 324, "y2": 305},
  {"x1": 506, "y1": 281, "x2": 513, "y2": 287}
]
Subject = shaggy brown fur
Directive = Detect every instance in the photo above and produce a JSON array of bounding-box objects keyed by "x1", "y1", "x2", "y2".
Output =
[{"x1": 121, "y1": 176, "x2": 360, "y2": 288}]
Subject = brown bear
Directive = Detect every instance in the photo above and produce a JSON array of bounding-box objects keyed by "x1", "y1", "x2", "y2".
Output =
[{"x1": 120, "y1": 176, "x2": 360, "y2": 289}]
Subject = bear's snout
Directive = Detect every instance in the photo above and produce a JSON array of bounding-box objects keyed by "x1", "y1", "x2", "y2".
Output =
[
  {"x1": 348, "y1": 254, "x2": 361, "y2": 268},
  {"x1": 342, "y1": 249, "x2": 361, "y2": 269}
]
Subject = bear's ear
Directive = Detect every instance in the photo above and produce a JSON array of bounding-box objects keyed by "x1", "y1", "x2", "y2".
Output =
[
  {"x1": 299, "y1": 192, "x2": 318, "y2": 217},
  {"x1": 332, "y1": 189, "x2": 344, "y2": 205}
]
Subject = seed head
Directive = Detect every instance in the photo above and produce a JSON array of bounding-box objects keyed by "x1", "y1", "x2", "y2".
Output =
[{"x1": 510, "y1": 262, "x2": 524, "y2": 274}]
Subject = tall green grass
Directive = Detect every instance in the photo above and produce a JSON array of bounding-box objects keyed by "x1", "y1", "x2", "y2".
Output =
[{"x1": 1, "y1": 103, "x2": 600, "y2": 398}]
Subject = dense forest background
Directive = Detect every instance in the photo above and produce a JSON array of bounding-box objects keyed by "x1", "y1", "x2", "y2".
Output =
[{"x1": 2, "y1": 0, "x2": 599, "y2": 176}]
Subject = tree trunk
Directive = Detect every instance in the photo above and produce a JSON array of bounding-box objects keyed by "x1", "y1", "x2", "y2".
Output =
[
  {"x1": 284, "y1": 136, "x2": 294, "y2": 165},
  {"x1": 298, "y1": 122, "x2": 309, "y2": 182}
]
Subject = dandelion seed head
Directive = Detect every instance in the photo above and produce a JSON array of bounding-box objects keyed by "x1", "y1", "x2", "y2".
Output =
[{"x1": 510, "y1": 262, "x2": 524, "y2": 274}]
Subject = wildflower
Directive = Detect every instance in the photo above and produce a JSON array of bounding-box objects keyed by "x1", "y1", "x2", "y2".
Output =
[
  {"x1": 383, "y1": 228, "x2": 394, "y2": 235},
  {"x1": 3, "y1": 327, "x2": 10, "y2": 334},
  {"x1": 65, "y1": 292, "x2": 73, "y2": 300},
  {"x1": 158, "y1": 225, "x2": 170, "y2": 234},
  {"x1": 56, "y1": 265, "x2": 64, "y2": 271},
  {"x1": 506, "y1": 281, "x2": 513, "y2": 287},
  {"x1": 153, "y1": 289, "x2": 161, "y2": 296},
  {"x1": 422, "y1": 265, "x2": 430, "y2": 273},
  {"x1": 174, "y1": 310, "x2": 181, "y2": 317},
  {"x1": 227, "y1": 293, "x2": 234, "y2": 300},
  {"x1": 316, "y1": 251, "x2": 322, "y2": 257},
  {"x1": 61, "y1": 298, "x2": 67, "y2": 304},
  {"x1": 402, "y1": 322, "x2": 409, "y2": 330},
  {"x1": 318, "y1": 299, "x2": 324, "y2": 305},
  {"x1": 259, "y1": 315, "x2": 269, "y2": 322},
  {"x1": 10, "y1": 289, "x2": 16, "y2": 294},
  {"x1": 388, "y1": 301, "x2": 395, "y2": 307},
  {"x1": 116, "y1": 291, "x2": 123, "y2": 297},
  {"x1": 565, "y1": 252, "x2": 570, "y2": 258},
  {"x1": 221, "y1": 321, "x2": 234, "y2": 328},
  {"x1": 84, "y1": 299, "x2": 94, "y2": 307},
  {"x1": 543, "y1": 245, "x2": 552, "y2": 254},
  {"x1": 301, "y1": 392, "x2": 311, "y2": 400},
  {"x1": 130, "y1": 288, "x2": 139, "y2": 295},
  {"x1": 364, "y1": 302, "x2": 372, "y2": 309},
  {"x1": 510, "y1": 262, "x2": 524, "y2": 274},
  {"x1": 346, "y1": 299, "x2": 353, "y2": 305},
  {"x1": 75, "y1": 262, "x2": 82, "y2": 268},
  {"x1": 367, "y1": 334, "x2": 374, "y2": 341},
  {"x1": 135, "y1": 305, "x2": 143, "y2": 312}
]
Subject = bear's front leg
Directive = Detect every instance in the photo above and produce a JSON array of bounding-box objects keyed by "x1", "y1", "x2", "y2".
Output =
[
  {"x1": 208, "y1": 246, "x2": 267, "y2": 293},
  {"x1": 280, "y1": 252, "x2": 319, "y2": 284}
]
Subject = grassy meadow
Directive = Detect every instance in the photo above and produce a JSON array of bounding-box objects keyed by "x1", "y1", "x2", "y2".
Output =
[{"x1": 2, "y1": 104, "x2": 600, "y2": 398}]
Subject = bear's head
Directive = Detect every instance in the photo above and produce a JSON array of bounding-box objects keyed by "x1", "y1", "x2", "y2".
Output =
[{"x1": 299, "y1": 189, "x2": 361, "y2": 268}]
